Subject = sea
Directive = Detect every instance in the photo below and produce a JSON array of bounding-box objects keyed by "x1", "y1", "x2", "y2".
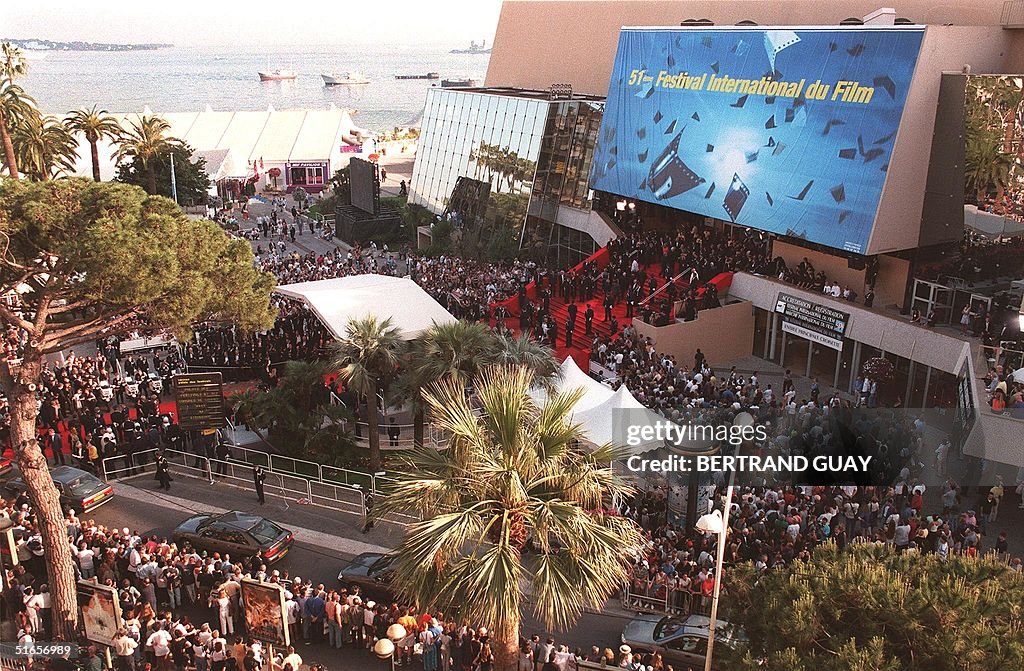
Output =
[{"x1": 21, "y1": 43, "x2": 491, "y2": 132}]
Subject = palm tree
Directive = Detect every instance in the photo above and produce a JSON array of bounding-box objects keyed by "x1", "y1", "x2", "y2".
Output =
[
  {"x1": 230, "y1": 360, "x2": 356, "y2": 465},
  {"x1": 66, "y1": 106, "x2": 121, "y2": 181},
  {"x1": 1, "y1": 42, "x2": 29, "y2": 81},
  {"x1": 377, "y1": 365, "x2": 644, "y2": 671},
  {"x1": 492, "y1": 332, "x2": 559, "y2": 382},
  {"x1": 0, "y1": 80, "x2": 34, "y2": 180},
  {"x1": 113, "y1": 114, "x2": 179, "y2": 195},
  {"x1": 965, "y1": 131, "x2": 1013, "y2": 203},
  {"x1": 331, "y1": 316, "x2": 405, "y2": 472},
  {"x1": 11, "y1": 112, "x2": 79, "y2": 181},
  {"x1": 402, "y1": 321, "x2": 499, "y2": 447}
]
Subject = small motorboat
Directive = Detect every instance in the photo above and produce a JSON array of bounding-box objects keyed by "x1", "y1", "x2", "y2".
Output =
[
  {"x1": 258, "y1": 69, "x2": 297, "y2": 81},
  {"x1": 322, "y1": 72, "x2": 371, "y2": 85}
]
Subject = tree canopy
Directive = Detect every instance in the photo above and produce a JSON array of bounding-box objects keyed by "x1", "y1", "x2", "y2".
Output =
[
  {"x1": 723, "y1": 543, "x2": 1024, "y2": 671},
  {"x1": 115, "y1": 142, "x2": 211, "y2": 204},
  {"x1": 0, "y1": 178, "x2": 275, "y2": 351},
  {"x1": 230, "y1": 360, "x2": 358, "y2": 467}
]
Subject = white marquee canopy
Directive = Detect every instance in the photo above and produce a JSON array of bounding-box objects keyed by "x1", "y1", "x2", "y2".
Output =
[{"x1": 274, "y1": 275, "x2": 457, "y2": 340}]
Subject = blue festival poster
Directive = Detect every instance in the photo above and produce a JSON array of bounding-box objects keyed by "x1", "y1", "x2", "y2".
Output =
[{"x1": 590, "y1": 27, "x2": 925, "y2": 253}]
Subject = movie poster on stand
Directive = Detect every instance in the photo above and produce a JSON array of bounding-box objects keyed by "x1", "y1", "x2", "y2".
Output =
[
  {"x1": 240, "y1": 578, "x2": 290, "y2": 646},
  {"x1": 78, "y1": 580, "x2": 123, "y2": 644}
]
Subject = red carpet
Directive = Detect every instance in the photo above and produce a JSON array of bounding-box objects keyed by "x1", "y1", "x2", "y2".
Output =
[
  {"x1": 491, "y1": 243, "x2": 734, "y2": 370},
  {"x1": 4, "y1": 400, "x2": 183, "y2": 461}
]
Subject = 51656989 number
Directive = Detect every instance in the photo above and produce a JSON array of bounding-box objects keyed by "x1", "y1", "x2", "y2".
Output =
[{"x1": 11, "y1": 642, "x2": 80, "y2": 659}]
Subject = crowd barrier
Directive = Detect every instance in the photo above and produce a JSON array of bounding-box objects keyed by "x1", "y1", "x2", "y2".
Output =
[
  {"x1": 620, "y1": 578, "x2": 712, "y2": 617},
  {"x1": 100, "y1": 443, "x2": 415, "y2": 525},
  {"x1": 0, "y1": 645, "x2": 29, "y2": 671}
]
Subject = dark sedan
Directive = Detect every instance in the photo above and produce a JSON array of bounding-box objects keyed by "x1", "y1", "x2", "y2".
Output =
[
  {"x1": 172, "y1": 511, "x2": 293, "y2": 563},
  {"x1": 3, "y1": 465, "x2": 113, "y2": 513},
  {"x1": 337, "y1": 552, "x2": 395, "y2": 591},
  {"x1": 620, "y1": 614, "x2": 747, "y2": 670}
]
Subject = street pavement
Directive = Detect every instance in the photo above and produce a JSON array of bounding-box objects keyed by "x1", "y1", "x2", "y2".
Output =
[{"x1": 85, "y1": 472, "x2": 630, "y2": 669}]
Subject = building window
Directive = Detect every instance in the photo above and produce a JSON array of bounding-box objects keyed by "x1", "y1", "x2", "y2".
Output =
[{"x1": 289, "y1": 166, "x2": 325, "y2": 186}]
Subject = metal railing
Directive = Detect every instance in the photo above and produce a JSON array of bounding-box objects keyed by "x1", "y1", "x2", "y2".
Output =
[
  {"x1": 621, "y1": 579, "x2": 711, "y2": 616},
  {"x1": 0, "y1": 645, "x2": 30, "y2": 671},
  {"x1": 329, "y1": 391, "x2": 449, "y2": 451},
  {"x1": 639, "y1": 267, "x2": 695, "y2": 307},
  {"x1": 100, "y1": 443, "x2": 415, "y2": 523}
]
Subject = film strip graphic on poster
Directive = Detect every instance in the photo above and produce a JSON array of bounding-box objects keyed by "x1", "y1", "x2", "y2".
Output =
[{"x1": 590, "y1": 27, "x2": 925, "y2": 253}]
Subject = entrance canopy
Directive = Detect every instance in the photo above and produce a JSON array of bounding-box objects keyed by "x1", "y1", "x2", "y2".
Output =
[
  {"x1": 530, "y1": 357, "x2": 664, "y2": 452},
  {"x1": 274, "y1": 274, "x2": 457, "y2": 340}
]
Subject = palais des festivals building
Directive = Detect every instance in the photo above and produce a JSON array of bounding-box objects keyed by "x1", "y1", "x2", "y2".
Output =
[{"x1": 407, "y1": 0, "x2": 1024, "y2": 475}]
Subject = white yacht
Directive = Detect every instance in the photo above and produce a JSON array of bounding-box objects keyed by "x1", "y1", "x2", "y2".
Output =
[{"x1": 322, "y1": 72, "x2": 371, "y2": 86}]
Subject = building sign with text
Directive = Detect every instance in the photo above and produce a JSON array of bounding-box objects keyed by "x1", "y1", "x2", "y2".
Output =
[
  {"x1": 775, "y1": 292, "x2": 849, "y2": 351},
  {"x1": 173, "y1": 372, "x2": 225, "y2": 430}
]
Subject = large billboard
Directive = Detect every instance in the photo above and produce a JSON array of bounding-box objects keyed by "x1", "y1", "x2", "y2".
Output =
[{"x1": 590, "y1": 27, "x2": 925, "y2": 253}]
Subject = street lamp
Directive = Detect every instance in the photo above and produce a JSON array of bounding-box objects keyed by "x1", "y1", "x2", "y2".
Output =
[
  {"x1": 696, "y1": 412, "x2": 752, "y2": 671},
  {"x1": 373, "y1": 623, "x2": 407, "y2": 671}
]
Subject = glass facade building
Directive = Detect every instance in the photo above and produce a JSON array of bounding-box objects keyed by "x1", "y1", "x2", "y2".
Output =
[{"x1": 410, "y1": 87, "x2": 606, "y2": 267}]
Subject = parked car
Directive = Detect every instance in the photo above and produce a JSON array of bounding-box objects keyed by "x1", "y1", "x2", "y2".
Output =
[
  {"x1": 173, "y1": 511, "x2": 293, "y2": 563},
  {"x1": 3, "y1": 465, "x2": 113, "y2": 513},
  {"x1": 337, "y1": 552, "x2": 395, "y2": 591},
  {"x1": 620, "y1": 614, "x2": 746, "y2": 670}
]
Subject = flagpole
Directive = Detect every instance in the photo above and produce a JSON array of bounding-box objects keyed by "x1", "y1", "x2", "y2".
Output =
[{"x1": 170, "y1": 152, "x2": 179, "y2": 204}]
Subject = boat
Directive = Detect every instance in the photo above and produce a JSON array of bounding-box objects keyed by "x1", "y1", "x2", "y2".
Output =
[
  {"x1": 440, "y1": 78, "x2": 478, "y2": 88},
  {"x1": 322, "y1": 72, "x2": 371, "y2": 86},
  {"x1": 258, "y1": 69, "x2": 297, "y2": 81},
  {"x1": 451, "y1": 40, "x2": 492, "y2": 55},
  {"x1": 395, "y1": 72, "x2": 440, "y2": 80}
]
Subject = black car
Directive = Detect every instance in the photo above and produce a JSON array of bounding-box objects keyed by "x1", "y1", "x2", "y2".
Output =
[
  {"x1": 337, "y1": 552, "x2": 395, "y2": 591},
  {"x1": 172, "y1": 511, "x2": 293, "y2": 563},
  {"x1": 3, "y1": 465, "x2": 114, "y2": 513}
]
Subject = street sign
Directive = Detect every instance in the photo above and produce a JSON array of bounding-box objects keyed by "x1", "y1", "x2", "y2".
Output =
[{"x1": 173, "y1": 372, "x2": 225, "y2": 430}]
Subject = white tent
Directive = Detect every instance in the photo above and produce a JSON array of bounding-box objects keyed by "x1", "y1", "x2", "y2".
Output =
[
  {"x1": 274, "y1": 275, "x2": 456, "y2": 340},
  {"x1": 66, "y1": 106, "x2": 372, "y2": 185},
  {"x1": 531, "y1": 357, "x2": 663, "y2": 452},
  {"x1": 195, "y1": 148, "x2": 248, "y2": 181},
  {"x1": 529, "y1": 356, "x2": 614, "y2": 410},
  {"x1": 964, "y1": 204, "x2": 1024, "y2": 238},
  {"x1": 573, "y1": 384, "x2": 664, "y2": 452}
]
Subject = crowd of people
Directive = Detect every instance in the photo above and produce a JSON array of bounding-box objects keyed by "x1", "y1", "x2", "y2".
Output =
[
  {"x1": 983, "y1": 363, "x2": 1024, "y2": 417},
  {"x1": 185, "y1": 311, "x2": 331, "y2": 384},
  {"x1": 3, "y1": 493, "x2": 695, "y2": 671},
  {"x1": 621, "y1": 477, "x2": 1023, "y2": 618},
  {"x1": 0, "y1": 344, "x2": 186, "y2": 472}
]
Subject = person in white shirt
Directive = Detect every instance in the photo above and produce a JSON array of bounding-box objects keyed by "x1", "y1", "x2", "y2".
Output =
[
  {"x1": 146, "y1": 626, "x2": 173, "y2": 670},
  {"x1": 76, "y1": 542, "x2": 96, "y2": 579}
]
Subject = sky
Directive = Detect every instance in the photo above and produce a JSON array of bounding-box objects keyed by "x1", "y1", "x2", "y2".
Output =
[{"x1": 2, "y1": 0, "x2": 505, "y2": 47}]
